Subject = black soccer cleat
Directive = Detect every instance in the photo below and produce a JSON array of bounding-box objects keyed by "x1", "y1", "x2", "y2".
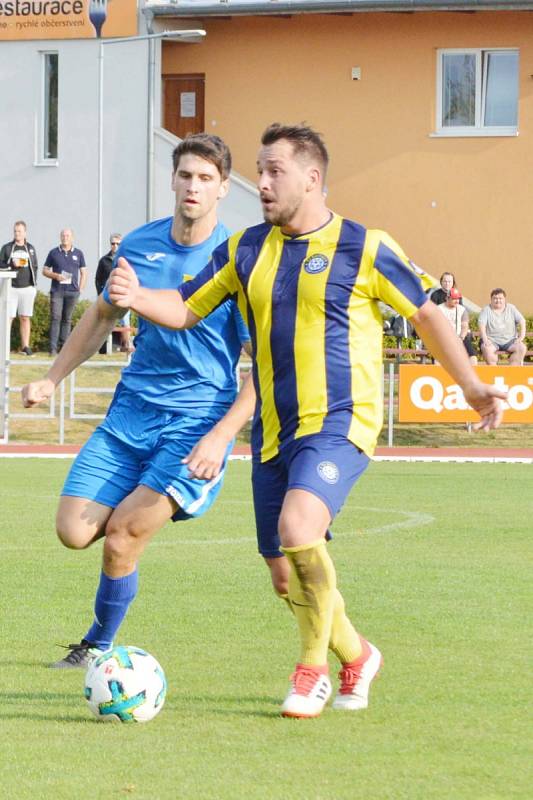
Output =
[{"x1": 49, "y1": 640, "x2": 102, "y2": 669}]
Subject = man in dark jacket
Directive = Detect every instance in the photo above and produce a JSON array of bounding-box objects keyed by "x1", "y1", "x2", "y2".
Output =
[
  {"x1": 95, "y1": 234, "x2": 130, "y2": 352},
  {"x1": 95, "y1": 234, "x2": 121, "y2": 295},
  {"x1": 0, "y1": 220, "x2": 38, "y2": 356}
]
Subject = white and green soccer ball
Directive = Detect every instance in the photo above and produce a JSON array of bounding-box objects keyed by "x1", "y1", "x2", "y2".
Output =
[{"x1": 84, "y1": 646, "x2": 167, "y2": 723}]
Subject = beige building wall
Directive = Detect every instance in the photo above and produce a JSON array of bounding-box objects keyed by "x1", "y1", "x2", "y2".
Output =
[{"x1": 162, "y1": 12, "x2": 533, "y2": 312}]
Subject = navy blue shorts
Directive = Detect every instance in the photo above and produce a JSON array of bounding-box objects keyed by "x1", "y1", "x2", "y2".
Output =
[{"x1": 252, "y1": 433, "x2": 370, "y2": 558}]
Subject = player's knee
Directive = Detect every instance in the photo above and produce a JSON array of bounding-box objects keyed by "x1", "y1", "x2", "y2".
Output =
[
  {"x1": 104, "y1": 516, "x2": 149, "y2": 560},
  {"x1": 278, "y1": 509, "x2": 299, "y2": 543},
  {"x1": 55, "y1": 519, "x2": 91, "y2": 550}
]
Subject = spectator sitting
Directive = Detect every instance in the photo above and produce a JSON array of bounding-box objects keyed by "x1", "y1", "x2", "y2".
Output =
[
  {"x1": 478, "y1": 288, "x2": 526, "y2": 365},
  {"x1": 437, "y1": 287, "x2": 477, "y2": 365}
]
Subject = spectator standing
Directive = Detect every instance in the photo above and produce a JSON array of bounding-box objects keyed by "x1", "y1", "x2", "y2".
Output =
[
  {"x1": 95, "y1": 234, "x2": 121, "y2": 295},
  {"x1": 478, "y1": 288, "x2": 526, "y2": 365},
  {"x1": 43, "y1": 229, "x2": 87, "y2": 355},
  {"x1": 0, "y1": 221, "x2": 38, "y2": 356},
  {"x1": 437, "y1": 288, "x2": 477, "y2": 365},
  {"x1": 430, "y1": 272, "x2": 458, "y2": 306},
  {"x1": 95, "y1": 234, "x2": 131, "y2": 353}
]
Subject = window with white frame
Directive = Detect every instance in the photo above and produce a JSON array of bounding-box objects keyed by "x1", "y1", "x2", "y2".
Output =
[
  {"x1": 41, "y1": 52, "x2": 58, "y2": 161},
  {"x1": 436, "y1": 48, "x2": 519, "y2": 136}
]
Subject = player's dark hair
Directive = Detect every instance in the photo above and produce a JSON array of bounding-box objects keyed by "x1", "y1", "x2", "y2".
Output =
[
  {"x1": 172, "y1": 134, "x2": 232, "y2": 180},
  {"x1": 491, "y1": 287, "x2": 506, "y2": 298},
  {"x1": 14, "y1": 220, "x2": 26, "y2": 229},
  {"x1": 261, "y1": 123, "x2": 329, "y2": 181}
]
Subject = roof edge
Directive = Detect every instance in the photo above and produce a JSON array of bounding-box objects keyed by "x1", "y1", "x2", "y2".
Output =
[{"x1": 145, "y1": 0, "x2": 533, "y2": 18}]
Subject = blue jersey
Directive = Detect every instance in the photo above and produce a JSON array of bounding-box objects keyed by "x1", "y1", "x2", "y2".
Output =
[{"x1": 103, "y1": 217, "x2": 249, "y2": 416}]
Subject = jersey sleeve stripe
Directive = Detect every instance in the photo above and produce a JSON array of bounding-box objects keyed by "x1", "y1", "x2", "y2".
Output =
[
  {"x1": 373, "y1": 241, "x2": 428, "y2": 310},
  {"x1": 180, "y1": 233, "x2": 243, "y2": 318}
]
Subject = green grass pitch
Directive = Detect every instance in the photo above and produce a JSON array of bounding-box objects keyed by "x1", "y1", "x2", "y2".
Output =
[{"x1": 1, "y1": 458, "x2": 531, "y2": 799}]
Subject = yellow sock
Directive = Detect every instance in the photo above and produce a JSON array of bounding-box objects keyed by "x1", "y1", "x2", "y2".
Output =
[
  {"x1": 329, "y1": 589, "x2": 363, "y2": 664},
  {"x1": 280, "y1": 587, "x2": 361, "y2": 663},
  {"x1": 282, "y1": 539, "x2": 336, "y2": 666}
]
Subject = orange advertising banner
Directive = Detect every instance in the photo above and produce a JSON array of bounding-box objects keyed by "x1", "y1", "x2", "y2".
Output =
[
  {"x1": 398, "y1": 365, "x2": 533, "y2": 423},
  {"x1": 0, "y1": 0, "x2": 137, "y2": 40}
]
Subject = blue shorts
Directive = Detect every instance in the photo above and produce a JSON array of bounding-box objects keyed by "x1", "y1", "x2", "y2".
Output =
[
  {"x1": 252, "y1": 433, "x2": 370, "y2": 558},
  {"x1": 62, "y1": 388, "x2": 232, "y2": 521},
  {"x1": 495, "y1": 339, "x2": 517, "y2": 352}
]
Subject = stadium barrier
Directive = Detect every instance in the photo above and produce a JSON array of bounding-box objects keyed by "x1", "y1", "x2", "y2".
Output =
[
  {"x1": 398, "y1": 364, "x2": 533, "y2": 424},
  {"x1": 4, "y1": 357, "x2": 532, "y2": 446},
  {"x1": 5, "y1": 356, "x2": 254, "y2": 445}
]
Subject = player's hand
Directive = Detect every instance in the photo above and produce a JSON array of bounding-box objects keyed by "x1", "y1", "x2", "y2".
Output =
[
  {"x1": 21, "y1": 378, "x2": 55, "y2": 408},
  {"x1": 182, "y1": 428, "x2": 229, "y2": 480},
  {"x1": 464, "y1": 381, "x2": 507, "y2": 431},
  {"x1": 108, "y1": 257, "x2": 139, "y2": 308}
]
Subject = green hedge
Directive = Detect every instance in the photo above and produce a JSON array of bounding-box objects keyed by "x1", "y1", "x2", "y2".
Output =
[
  {"x1": 10, "y1": 291, "x2": 91, "y2": 352},
  {"x1": 383, "y1": 311, "x2": 533, "y2": 357},
  {"x1": 12, "y1": 295, "x2": 533, "y2": 357}
]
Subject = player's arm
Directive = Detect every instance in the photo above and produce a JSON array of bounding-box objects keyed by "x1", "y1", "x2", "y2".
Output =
[
  {"x1": 79, "y1": 266, "x2": 87, "y2": 292},
  {"x1": 183, "y1": 362, "x2": 256, "y2": 480},
  {"x1": 108, "y1": 258, "x2": 200, "y2": 329},
  {"x1": 21, "y1": 295, "x2": 125, "y2": 407},
  {"x1": 410, "y1": 300, "x2": 506, "y2": 430},
  {"x1": 517, "y1": 316, "x2": 526, "y2": 342}
]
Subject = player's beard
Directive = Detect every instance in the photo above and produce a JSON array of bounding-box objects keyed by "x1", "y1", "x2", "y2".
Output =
[{"x1": 262, "y1": 195, "x2": 302, "y2": 228}]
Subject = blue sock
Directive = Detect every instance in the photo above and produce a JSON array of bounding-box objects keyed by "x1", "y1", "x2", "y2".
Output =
[{"x1": 84, "y1": 568, "x2": 139, "y2": 649}]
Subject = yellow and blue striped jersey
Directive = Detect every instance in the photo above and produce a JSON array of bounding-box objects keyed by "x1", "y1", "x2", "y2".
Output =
[{"x1": 179, "y1": 213, "x2": 431, "y2": 461}]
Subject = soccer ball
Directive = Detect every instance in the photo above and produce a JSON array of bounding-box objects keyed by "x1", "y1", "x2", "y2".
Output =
[{"x1": 84, "y1": 645, "x2": 167, "y2": 723}]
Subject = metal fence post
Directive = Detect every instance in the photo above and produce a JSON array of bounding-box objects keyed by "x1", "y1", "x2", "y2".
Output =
[{"x1": 388, "y1": 361, "x2": 395, "y2": 447}]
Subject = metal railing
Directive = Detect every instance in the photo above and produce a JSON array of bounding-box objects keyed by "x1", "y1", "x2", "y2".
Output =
[{"x1": 5, "y1": 356, "x2": 255, "y2": 446}]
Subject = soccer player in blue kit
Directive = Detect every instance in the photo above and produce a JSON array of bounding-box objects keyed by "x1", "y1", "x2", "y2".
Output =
[
  {"x1": 108, "y1": 123, "x2": 506, "y2": 718},
  {"x1": 22, "y1": 134, "x2": 255, "y2": 668}
]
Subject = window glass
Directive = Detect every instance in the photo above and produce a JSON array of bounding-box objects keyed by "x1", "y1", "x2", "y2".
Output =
[
  {"x1": 484, "y1": 50, "x2": 519, "y2": 126},
  {"x1": 442, "y1": 53, "x2": 476, "y2": 127},
  {"x1": 43, "y1": 53, "x2": 58, "y2": 160}
]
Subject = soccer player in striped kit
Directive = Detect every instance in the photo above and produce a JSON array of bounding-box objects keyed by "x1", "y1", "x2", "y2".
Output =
[{"x1": 109, "y1": 123, "x2": 505, "y2": 718}]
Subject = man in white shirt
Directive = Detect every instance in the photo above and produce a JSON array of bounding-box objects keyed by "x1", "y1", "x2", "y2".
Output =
[{"x1": 437, "y1": 288, "x2": 477, "y2": 365}]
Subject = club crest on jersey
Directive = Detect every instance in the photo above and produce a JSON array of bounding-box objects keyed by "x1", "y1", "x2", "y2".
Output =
[
  {"x1": 303, "y1": 253, "x2": 329, "y2": 274},
  {"x1": 317, "y1": 461, "x2": 340, "y2": 485}
]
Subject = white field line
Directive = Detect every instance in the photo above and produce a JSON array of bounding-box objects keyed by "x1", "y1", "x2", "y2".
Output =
[
  {"x1": 1, "y1": 503, "x2": 434, "y2": 551},
  {"x1": 0, "y1": 452, "x2": 531, "y2": 463}
]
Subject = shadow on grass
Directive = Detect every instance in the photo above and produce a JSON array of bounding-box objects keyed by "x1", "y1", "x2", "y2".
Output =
[
  {"x1": 0, "y1": 712, "x2": 91, "y2": 723},
  {"x1": 0, "y1": 689, "x2": 89, "y2": 723},
  {"x1": 0, "y1": 691, "x2": 285, "y2": 721},
  {"x1": 0, "y1": 691, "x2": 79, "y2": 701}
]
